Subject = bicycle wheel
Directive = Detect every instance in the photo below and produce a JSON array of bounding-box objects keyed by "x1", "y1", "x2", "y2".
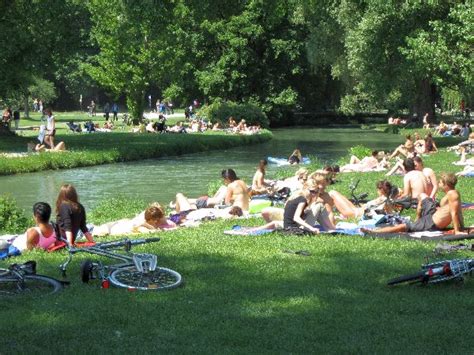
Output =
[
  {"x1": 109, "y1": 266, "x2": 182, "y2": 291},
  {"x1": 387, "y1": 271, "x2": 427, "y2": 286},
  {"x1": 0, "y1": 275, "x2": 63, "y2": 296}
]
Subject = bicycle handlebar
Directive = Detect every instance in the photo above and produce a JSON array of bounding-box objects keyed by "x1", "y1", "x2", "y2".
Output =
[{"x1": 66, "y1": 237, "x2": 161, "y2": 253}]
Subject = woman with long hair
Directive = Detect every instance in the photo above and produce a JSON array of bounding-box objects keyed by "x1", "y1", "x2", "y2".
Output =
[
  {"x1": 251, "y1": 159, "x2": 270, "y2": 195},
  {"x1": 56, "y1": 184, "x2": 94, "y2": 245}
]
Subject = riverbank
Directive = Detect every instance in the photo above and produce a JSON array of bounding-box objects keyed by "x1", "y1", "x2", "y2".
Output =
[
  {"x1": 0, "y1": 130, "x2": 272, "y2": 175},
  {"x1": 1, "y1": 146, "x2": 473, "y2": 353}
]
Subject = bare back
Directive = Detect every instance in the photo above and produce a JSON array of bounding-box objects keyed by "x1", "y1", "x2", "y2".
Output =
[
  {"x1": 403, "y1": 170, "x2": 428, "y2": 199},
  {"x1": 226, "y1": 179, "x2": 250, "y2": 211}
]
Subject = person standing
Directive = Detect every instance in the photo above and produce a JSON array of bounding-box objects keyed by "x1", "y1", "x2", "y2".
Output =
[
  {"x1": 104, "y1": 102, "x2": 110, "y2": 121},
  {"x1": 13, "y1": 109, "x2": 20, "y2": 130},
  {"x1": 44, "y1": 108, "x2": 56, "y2": 149},
  {"x1": 112, "y1": 102, "x2": 119, "y2": 121}
]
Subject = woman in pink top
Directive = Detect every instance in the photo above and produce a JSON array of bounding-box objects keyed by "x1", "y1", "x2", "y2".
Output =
[{"x1": 12, "y1": 202, "x2": 57, "y2": 251}]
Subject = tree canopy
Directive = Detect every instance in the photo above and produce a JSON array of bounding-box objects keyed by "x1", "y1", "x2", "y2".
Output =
[{"x1": 0, "y1": 0, "x2": 472, "y2": 124}]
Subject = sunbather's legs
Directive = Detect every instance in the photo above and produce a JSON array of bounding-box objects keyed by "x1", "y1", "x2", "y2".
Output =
[
  {"x1": 349, "y1": 155, "x2": 361, "y2": 164},
  {"x1": 305, "y1": 202, "x2": 335, "y2": 230},
  {"x1": 328, "y1": 190, "x2": 360, "y2": 218},
  {"x1": 175, "y1": 193, "x2": 196, "y2": 212},
  {"x1": 361, "y1": 224, "x2": 408, "y2": 234},
  {"x1": 385, "y1": 160, "x2": 404, "y2": 176},
  {"x1": 261, "y1": 207, "x2": 284, "y2": 222}
]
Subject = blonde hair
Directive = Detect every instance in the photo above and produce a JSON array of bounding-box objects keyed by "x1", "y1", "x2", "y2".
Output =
[{"x1": 440, "y1": 172, "x2": 457, "y2": 189}]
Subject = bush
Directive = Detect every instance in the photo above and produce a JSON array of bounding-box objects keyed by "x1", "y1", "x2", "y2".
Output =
[
  {"x1": 383, "y1": 125, "x2": 400, "y2": 134},
  {"x1": 0, "y1": 195, "x2": 29, "y2": 234},
  {"x1": 198, "y1": 101, "x2": 269, "y2": 128},
  {"x1": 348, "y1": 145, "x2": 372, "y2": 159}
]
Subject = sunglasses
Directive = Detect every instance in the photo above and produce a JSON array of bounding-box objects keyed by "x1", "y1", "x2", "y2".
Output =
[{"x1": 309, "y1": 189, "x2": 319, "y2": 194}]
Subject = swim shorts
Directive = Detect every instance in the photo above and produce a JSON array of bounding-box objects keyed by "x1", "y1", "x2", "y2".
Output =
[
  {"x1": 196, "y1": 196, "x2": 209, "y2": 209},
  {"x1": 406, "y1": 198, "x2": 438, "y2": 232}
]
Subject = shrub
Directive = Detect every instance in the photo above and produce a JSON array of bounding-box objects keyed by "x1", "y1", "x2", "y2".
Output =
[
  {"x1": 0, "y1": 195, "x2": 29, "y2": 234},
  {"x1": 198, "y1": 101, "x2": 269, "y2": 128},
  {"x1": 348, "y1": 145, "x2": 372, "y2": 159},
  {"x1": 384, "y1": 125, "x2": 400, "y2": 134}
]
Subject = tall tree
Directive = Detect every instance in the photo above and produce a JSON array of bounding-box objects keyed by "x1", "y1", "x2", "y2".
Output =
[{"x1": 304, "y1": 1, "x2": 456, "y2": 118}]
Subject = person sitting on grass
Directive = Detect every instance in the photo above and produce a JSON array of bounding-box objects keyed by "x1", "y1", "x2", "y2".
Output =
[
  {"x1": 385, "y1": 158, "x2": 428, "y2": 202},
  {"x1": 250, "y1": 159, "x2": 273, "y2": 196},
  {"x1": 92, "y1": 203, "x2": 176, "y2": 237},
  {"x1": 361, "y1": 173, "x2": 465, "y2": 235},
  {"x1": 10, "y1": 202, "x2": 57, "y2": 252},
  {"x1": 388, "y1": 135, "x2": 415, "y2": 160}
]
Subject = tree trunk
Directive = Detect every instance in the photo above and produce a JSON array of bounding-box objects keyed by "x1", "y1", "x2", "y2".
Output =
[
  {"x1": 24, "y1": 95, "x2": 30, "y2": 118},
  {"x1": 412, "y1": 79, "x2": 436, "y2": 123},
  {"x1": 127, "y1": 90, "x2": 145, "y2": 124}
]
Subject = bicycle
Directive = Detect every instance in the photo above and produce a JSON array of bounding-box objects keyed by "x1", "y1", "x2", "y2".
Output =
[
  {"x1": 0, "y1": 261, "x2": 64, "y2": 296},
  {"x1": 348, "y1": 179, "x2": 369, "y2": 206},
  {"x1": 59, "y1": 237, "x2": 182, "y2": 291},
  {"x1": 387, "y1": 258, "x2": 474, "y2": 286}
]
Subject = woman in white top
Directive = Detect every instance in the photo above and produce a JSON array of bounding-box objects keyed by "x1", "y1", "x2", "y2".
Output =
[{"x1": 44, "y1": 108, "x2": 56, "y2": 149}]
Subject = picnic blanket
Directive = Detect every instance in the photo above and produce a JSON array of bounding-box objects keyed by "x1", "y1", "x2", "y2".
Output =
[
  {"x1": 462, "y1": 203, "x2": 474, "y2": 210},
  {"x1": 365, "y1": 228, "x2": 474, "y2": 241}
]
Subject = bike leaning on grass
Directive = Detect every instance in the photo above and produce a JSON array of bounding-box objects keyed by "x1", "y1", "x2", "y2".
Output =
[
  {"x1": 387, "y1": 258, "x2": 474, "y2": 286},
  {"x1": 0, "y1": 261, "x2": 64, "y2": 296},
  {"x1": 59, "y1": 237, "x2": 182, "y2": 291}
]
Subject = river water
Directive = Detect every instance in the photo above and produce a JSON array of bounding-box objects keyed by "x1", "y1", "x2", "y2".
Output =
[{"x1": 0, "y1": 128, "x2": 402, "y2": 211}]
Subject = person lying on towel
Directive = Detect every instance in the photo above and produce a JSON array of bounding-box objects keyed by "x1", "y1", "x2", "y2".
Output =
[{"x1": 361, "y1": 173, "x2": 465, "y2": 235}]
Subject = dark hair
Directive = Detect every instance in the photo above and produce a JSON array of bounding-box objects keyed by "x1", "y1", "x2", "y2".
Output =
[
  {"x1": 375, "y1": 180, "x2": 393, "y2": 197},
  {"x1": 228, "y1": 206, "x2": 243, "y2": 217},
  {"x1": 403, "y1": 158, "x2": 415, "y2": 172},
  {"x1": 221, "y1": 169, "x2": 238, "y2": 182},
  {"x1": 371, "y1": 150, "x2": 379, "y2": 157},
  {"x1": 56, "y1": 184, "x2": 80, "y2": 213},
  {"x1": 33, "y1": 202, "x2": 52, "y2": 223},
  {"x1": 413, "y1": 156, "x2": 423, "y2": 164},
  {"x1": 258, "y1": 159, "x2": 267, "y2": 172}
]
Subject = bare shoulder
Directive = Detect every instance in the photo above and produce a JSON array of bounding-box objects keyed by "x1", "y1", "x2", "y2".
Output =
[{"x1": 447, "y1": 189, "x2": 461, "y2": 201}]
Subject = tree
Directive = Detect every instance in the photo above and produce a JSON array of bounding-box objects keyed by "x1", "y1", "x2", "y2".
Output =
[
  {"x1": 304, "y1": 1, "x2": 456, "y2": 118},
  {"x1": 86, "y1": 0, "x2": 178, "y2": 121}
]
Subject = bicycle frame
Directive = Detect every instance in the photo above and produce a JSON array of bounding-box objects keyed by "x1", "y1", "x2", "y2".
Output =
[
  {"x1": 421, "y1": 259, "x2": 474, "y2": 283},
  {"x1": 59, "y1": 237, "x2": 161, "y2": 277}
]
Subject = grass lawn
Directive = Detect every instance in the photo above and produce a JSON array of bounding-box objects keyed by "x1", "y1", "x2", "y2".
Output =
[{"x1": 1, "y1": 147, "x2": 473, "y2": 353}]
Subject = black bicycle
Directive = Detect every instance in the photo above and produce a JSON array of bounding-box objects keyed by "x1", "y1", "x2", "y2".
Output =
[
  {"x1": 0, "y1": 261, "x2": 64, "y2": 296},
  {"x1": 348, "y1": 179, "x2": 369, "y2": 206},
  {"x1": 388, "y1": 258, "x2": 474, "y2": 286},
  {"x1": 60, "y1": 237, "x2": 182, "y2": 291}
]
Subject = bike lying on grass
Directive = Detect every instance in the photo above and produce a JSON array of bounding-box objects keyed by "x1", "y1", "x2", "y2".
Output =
[
  {"x1": 59, "y1": 237, "x2": 182, "y2": 291},
  {"x1": 0, "y1": 261, "x2": 65, "y2": 296},
  {"x1": 388, "y1": 258, "x2": 474, "y2": 286}
]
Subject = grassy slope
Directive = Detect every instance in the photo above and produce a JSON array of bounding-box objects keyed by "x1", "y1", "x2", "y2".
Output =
[{"x1": 1, "y1": 145, "x2": 473, "y2": 353}]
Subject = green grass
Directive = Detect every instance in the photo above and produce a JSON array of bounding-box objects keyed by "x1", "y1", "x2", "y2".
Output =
[{"x1": 1, "y1": 148, "x2": 473, "y2": 352}]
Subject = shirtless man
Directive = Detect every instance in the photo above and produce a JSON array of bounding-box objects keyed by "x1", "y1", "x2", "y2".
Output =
[
  {"x1": 362, "y1": 173, "x2": 464, "y2": 235},
  {"x1": 399, "y1": 158, "x2": 428, "y2": 200},
  {"x1": 413, "y1": 156, "x2": 437, "y2": 198},
  {"x1": 223, "y1": 169, "x2": 250, "y2": 211}
]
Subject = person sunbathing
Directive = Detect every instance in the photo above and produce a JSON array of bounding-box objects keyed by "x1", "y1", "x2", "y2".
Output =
[
  {"x1": 362, "y1": 173, "x2": 465, "y2": 235},
  {"x1": 92, "y1": 203, "x2": 176, "y2": 237},
  {"x1": 28, "y1": 141, "x2": 66, "y2": 152},
  {"x1": 272, "y1": 168, "x2": 308, "y2": 193},
  {"x1": 340, "y1": 151, "x2": 387, "y2": 172},
  {"x1": 328, "y1": 180, "x2": 395, "y2": 219},
  {"x1": 169, "y1": 206, "x2": 243, "y2": 226}
]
